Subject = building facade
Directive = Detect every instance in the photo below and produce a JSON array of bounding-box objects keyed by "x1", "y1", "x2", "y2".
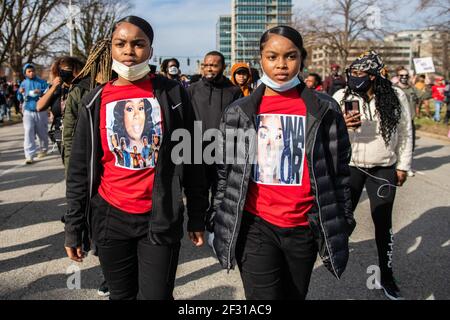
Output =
[
  {"x1": 310, "y1": 29, "x2": 449, "y2": 79},
  {"x1": 230, "y1": 0, "x2": 292, "y2": 70},
  {"x1": 216, "y1": 15, "x2": 232, "y2": 71}
]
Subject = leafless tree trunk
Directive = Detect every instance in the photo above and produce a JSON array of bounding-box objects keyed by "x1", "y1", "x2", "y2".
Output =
[
  {"x1": 417, "y1": 0, "x2": 450, "y2": 78},
  {"x1": 67, "y1": 0, "x2": 132, "y2": 61},
  {"x1": 293, "y1": 0, "x2": 395, "y2": 69},
  {"x1": 0, "y1": 0, "x2": 67, "y2": 81}
]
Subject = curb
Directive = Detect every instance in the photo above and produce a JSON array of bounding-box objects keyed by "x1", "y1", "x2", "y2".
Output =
[{"x1": 416, "y1": 130, "x2": 450, "y2": 143}]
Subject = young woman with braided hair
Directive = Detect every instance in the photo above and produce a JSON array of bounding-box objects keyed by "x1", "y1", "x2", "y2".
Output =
[
  {"x1": 333, "y1": 51, "x2": 413, "y2": 300},
  {"x1": 63, "y1": 16, "x2": 207, "y2": 300}
]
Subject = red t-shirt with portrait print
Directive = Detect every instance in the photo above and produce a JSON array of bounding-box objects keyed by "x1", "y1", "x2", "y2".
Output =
[
  {"x1": 98, "y1": 79, "x2": 164, "y2": 214},
  {"x1": 244, "y1": 88, "x2": 314, "y2": 227}
]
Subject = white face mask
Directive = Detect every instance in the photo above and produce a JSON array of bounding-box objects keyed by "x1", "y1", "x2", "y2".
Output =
[
  {"x1": 168, "y1": 66, "x2": 179, "y2": 75},
  {"x1": 112, "y1": 52, "x2": 151, "y2": 82},
  {"x1": 259, "y1": 64, "x2": 301, "y2": 92},
  {"x1": 259, "y1": 73, "x2": 300, "y2": 92}
]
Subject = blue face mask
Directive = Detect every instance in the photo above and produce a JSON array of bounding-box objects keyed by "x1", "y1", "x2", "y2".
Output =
[{"x1": 260, "y1": 73, "x2": 300, "y2": 92}]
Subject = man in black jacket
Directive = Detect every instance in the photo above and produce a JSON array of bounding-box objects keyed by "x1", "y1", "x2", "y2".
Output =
[{"x1": 187, "y1": 51, "x2": 242, "y2": 232}]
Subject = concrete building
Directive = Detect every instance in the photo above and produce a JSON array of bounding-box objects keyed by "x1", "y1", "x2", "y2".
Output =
[{"x1": 309, "y1": 29, "x2": 449, "y2": 79}]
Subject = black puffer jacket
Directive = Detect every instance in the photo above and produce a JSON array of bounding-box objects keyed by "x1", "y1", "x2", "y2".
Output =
[{"x1": 211, "y1": 82, "x2": 356, "y2": 279}]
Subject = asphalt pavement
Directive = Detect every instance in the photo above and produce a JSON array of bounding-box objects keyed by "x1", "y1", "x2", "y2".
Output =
[{"x1": 0, "y1": 123, "x2": 449, "y2": 300}]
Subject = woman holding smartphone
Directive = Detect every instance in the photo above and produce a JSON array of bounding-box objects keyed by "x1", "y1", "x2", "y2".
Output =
[
  {"x1": 333, "y1": 51, "x2": 413, "y2": 300},
  {"x1": 210, "y1": 26, "x2": 356, "y2": 300}
]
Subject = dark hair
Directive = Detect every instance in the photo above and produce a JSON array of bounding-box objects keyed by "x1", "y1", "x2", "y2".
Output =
[
  {"x1": 112, "y1": 16, "x2": 154, "y2": 44},
  {"x1": 113, "y1": 99, "x2": 154, "y2": 148},
  {"x1": 342, "y1": 75, "x2": 402, "y2": 145},
  {"x1": 167, "y1": 58, "x2": 180, "y2": 69},
  {"x1": 308, "y1": 73, "x2": 322, "y2": 86},
  {"x1": 160, "y1": 59, "x2": 170, "y2": 74},
  {"x1": 161, "y1": 58, "x2": 180, "y2": 73},
  {"x1": 190, "y1": 74, "x2": 202, "y2": 83},
  {"x1": 260, "y1": 25, "x2": 307, "y2": 70},
  {"x1": 50, "y1": 56, "x2": 84, "y2": 78},
  {"x1": 205, "y1": 51, "x2": 225, "y2": 67},
  {"x1": 250, "y1": 67, "x2": 260, "y2": 82}
]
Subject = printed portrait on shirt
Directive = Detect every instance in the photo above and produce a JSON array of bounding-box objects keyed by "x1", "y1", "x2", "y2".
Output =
[
  {"x1": 252, "y1": 114, "x2": 306, "y2": 185},
  {"x1": 105, "y1": 97, "x2": 162, "y2": 170}
]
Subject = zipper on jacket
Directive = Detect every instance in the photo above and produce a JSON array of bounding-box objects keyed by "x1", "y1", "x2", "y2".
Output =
[
  {"x1": 84, "y1": 88, "x2": 103, "y2": 232},
  {"x1": 227, "y1": 134, "x2": 252, "y2": 271},
  {"x1": 310, "y1": 108, "x2": 339, "y2": 279},
  {"x1": 227, "y1": 156, "x2": 249, "y2": 271}
]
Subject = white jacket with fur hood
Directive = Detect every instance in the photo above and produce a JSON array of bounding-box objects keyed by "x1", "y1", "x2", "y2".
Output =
[{"x1": 333, "y1": 87, "x2": 413, "y2": 172}]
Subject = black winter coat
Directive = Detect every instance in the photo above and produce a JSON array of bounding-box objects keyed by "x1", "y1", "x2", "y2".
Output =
[
  {"x1": 211, "y1": 82, "x2": 356, "y2": 279},
  {"x1": 64, "y1": 75, "x2": 208, "y2": 250},
  {"x1": 187, "y1": 76, "x2": 242, "y2": 131}
]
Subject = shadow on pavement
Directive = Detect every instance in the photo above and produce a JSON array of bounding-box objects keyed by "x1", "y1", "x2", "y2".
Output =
[
  {"x1": 309, "y1": 206, "x2": 450, "y2": 300},
  {"x1": 187, "y1": 286, "x2": 237, "y2": 300},
  {"x1": 1, "y1": 265, "x2": 104, "y2": 300},
  {"x1": 412, "y1": 144, "x2": 443, "y2": 157},
  {"x1": 0, "y1": 168, "x2": 64, "y2": 192},
  {"x1": 413, "y1": 155, "x2": 450, "y2": 172},
  {"x1": 0, "y1": 198, "x2": 67, "y2": 231}
]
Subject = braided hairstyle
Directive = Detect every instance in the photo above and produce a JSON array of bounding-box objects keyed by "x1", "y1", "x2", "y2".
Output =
[
  {"x1": 342, "y1": 51, "x2": 402, "y2": 146},
  {"x1": 73, "y1": 39, "x2": 113, "y2": 89}
]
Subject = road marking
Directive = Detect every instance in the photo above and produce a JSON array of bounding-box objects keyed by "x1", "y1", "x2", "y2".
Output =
[{"x1": 442, "y1": 240, "x2": 450, "y2": 248}]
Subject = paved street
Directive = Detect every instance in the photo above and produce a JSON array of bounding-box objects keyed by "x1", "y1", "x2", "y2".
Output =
[{"x1": 0, "y1": 122, "x2": 449, "y2": 300}]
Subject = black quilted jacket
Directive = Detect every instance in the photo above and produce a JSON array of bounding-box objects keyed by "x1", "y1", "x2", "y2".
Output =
[{"x1": 211, "y1": 82, "x2": 356, "y2": 279}]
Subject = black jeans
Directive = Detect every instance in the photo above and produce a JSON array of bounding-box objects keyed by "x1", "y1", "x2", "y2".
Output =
[
  {"x1": 349, "y1": 165, "x2": 396, "y2": 282},
  {"x1": 236, "y1": 212, "x2": 317, "y2": 300},
  {"x1": 91, "y1": 193, "x2": 180, "y2": 300}
]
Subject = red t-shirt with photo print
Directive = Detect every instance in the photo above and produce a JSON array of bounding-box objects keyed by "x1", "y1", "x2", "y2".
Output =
[
  {"x1": 98, "y1": 79, "x2": 163, "y2": 214},
  {"x1": 244, "y1": 89, "x2": 314, "y2": 227}
]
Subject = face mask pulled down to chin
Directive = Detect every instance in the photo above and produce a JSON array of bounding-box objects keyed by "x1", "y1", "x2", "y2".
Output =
[{"x1": 112, "y1": 57, "x2": 151, "y2": 82}]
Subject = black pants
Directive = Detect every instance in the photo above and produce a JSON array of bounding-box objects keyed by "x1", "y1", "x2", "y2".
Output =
[
  {"x1": 236, "y1": 213, "x2": 317, "y2": 300},
  {"x1": 205, "y1": 164, "x2": 218, "y2": 231},
  {"x1": 411, "y1": 120, "x2": 416, "y2": 152},
  {"x1": 91, "y1": 194, "x2": 180, "y2": 300},
  {"x1": 349, "y1": 165, "x2": 397, "y2": 282}
]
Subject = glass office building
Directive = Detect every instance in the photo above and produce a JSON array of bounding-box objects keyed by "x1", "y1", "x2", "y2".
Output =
[
  {"x1": 231, "y1": 0, "x2": 292, "y2": 70},
  {"x1": 216, "y1": 15, "x2": 232, "y2": 69}
]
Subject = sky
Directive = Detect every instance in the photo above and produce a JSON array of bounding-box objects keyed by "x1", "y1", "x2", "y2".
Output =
[{"x1": 129, "y1": 0, "x2": 433, "y2": 74}]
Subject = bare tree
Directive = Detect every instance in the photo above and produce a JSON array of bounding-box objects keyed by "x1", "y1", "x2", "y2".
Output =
[
  {"x1": 293, "y1": 0, "x2": 395, "y2": 68},
  {"x1": 418, "y1": 0, "x2": 450, "y2": 28},
  {"x1": 0, "y1": 0, "x2": 67, "y2": 80},
  {"x1": 416, "y1": 0, "x2": 450, "y2": 77},
  {"x1": 66, "y1": 0, "x2": 132, "y2": 61}
]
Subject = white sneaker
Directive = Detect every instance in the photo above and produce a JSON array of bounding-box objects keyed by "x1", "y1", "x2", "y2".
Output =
[{"x1": 407, "y1": 170, "x2": 415, "y2": 177}]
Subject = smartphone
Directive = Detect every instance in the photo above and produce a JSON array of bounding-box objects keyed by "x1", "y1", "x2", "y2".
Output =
[
  {"x1": 344, "y1": 100, "x2": 360, "y2": 115},
  {"x1": 344, "y1": 100, "x2": 361, "y2": 128}
]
